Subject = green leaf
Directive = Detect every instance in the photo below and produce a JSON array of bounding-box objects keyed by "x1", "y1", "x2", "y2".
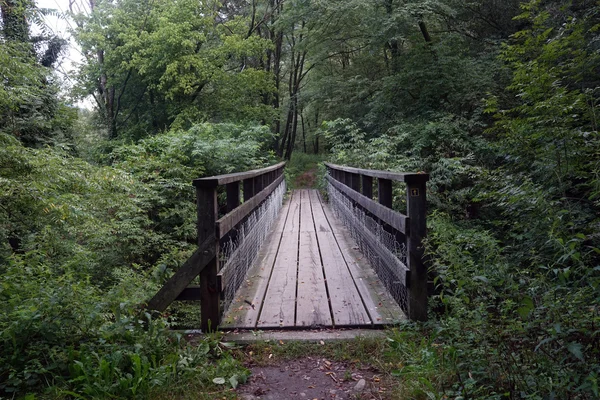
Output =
[
  {"x1": 516, "y1": 296, "x2": 534, "y2": 319},
  {"x1": 229, "y1": 375, "x2": 239, "y2": 389},
  {"x1": 566, "y1": 342, "x2": 584, "y2": 361}
]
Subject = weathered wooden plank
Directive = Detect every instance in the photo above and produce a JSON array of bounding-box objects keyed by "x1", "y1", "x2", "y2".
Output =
[
  {"x1": 309, "y1": 190, "x2": 371, "y2": 327},
  {"x1": 319, "y1": 192, "x2": 406, "y2": 325},
  {"x1": 299, "y1": 189, "x2": 315, "y2": 232},
  {"x1": 219, "y1": 196, "x2": 292, "y2": 329},
  {"x1": 257, "y1": 232, "x2": 299, "y2": 328},
  {"x1": 284, "y1": 188, "x2": 301, "y2": 233},
  {"x1": 327, "y1": 175, "x2": 409, "y2": 234},
  {"x1": 147, "y1": 238, "x2": 215, "y2": 312},
  {"x1": 193, "y1": 162, "x2": 285, "y2": 187},
  {"x1": 216, "y1": 175, "x2": 284, "y2": 239},
  {"x1": 325, "y1": 162, "x2": 429, "y2": 184},
  {"x1": 296, "y1": 231, "x2": 332, "y2": 327}
]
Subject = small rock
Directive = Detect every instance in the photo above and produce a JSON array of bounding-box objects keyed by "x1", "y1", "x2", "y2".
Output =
[
  {"x1": 300, "y1": 393, "x2": 306, "y2": 397},
  {"x1": 330, "y1": 389, "x2": 337, "y2": 395},
  {"x1": 354, "y1": 379, "x2": 366, "y2": 392}
]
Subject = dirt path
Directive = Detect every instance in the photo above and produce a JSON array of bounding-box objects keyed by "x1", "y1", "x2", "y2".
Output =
[
  {"x1": 293, "y1": 167, "x2": 318, "y2": 188},
  {"x1": 236, "y1": 356, "x2": 395, "y2": 399}
]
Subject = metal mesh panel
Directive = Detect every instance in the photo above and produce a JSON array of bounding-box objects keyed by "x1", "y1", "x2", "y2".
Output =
[
  {"x1": 327, "y1": 180, "x2": 409, "y2": 313},
  {"x1": 219, "y1": 180, "x2": 286, "y2": 312}
]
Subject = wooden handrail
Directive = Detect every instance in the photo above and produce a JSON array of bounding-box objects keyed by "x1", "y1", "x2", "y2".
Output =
[
  {"x1": 325, "y1": 163, "x2": 428, "y2": 321},
  {"x1": 147, "y1": 162, "x2": 286, "y2": 332},
  {"x1": 324, "y1": 162, "x2": 429, "y2": 183},
  {"x1": 193, "y1": 162, "x2": 286, "y2": 187}
]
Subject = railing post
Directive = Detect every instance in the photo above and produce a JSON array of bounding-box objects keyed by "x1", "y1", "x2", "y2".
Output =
[
  {"x1": 243, "y1": 178, "x2": 255, "y2": 201},
  {"x1": 361, "y1": 175, "x2": 373, "y2": 199},
  {"x1": 254, "y1": 173, "x2": 264, "y2": 194},
  {"x1": 378, "y1": 178, "x2": 393, "y2": 208},
  {"x1": 197, "y1": 185, "x2": 220, "y2": 332},
  {"x1": 406, "y1": 176, "x2": 428, "y2": 321},
  {"x1": 350, "y1": 173, "x2": 360, "y2": 192},
  {"x1": 226, "y1": 182, "x2": 240, "y2": 212}
]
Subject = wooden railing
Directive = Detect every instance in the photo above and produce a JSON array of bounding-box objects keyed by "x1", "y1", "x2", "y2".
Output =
[
  {"x1": 324, "y1": 163, "x2": 429, "y2": 321},
  {"x1": 147, "y1": 162, "x2": 286, "y2": 331}
]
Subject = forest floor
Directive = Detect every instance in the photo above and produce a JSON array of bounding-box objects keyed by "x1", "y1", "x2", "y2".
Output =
[{"x1": 235, "y1": 356, "x2": 395, "y2": 399}]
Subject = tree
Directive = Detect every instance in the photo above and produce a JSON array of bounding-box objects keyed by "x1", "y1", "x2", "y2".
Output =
[
  {"x1": 71, "y1": 0, "x2": 274, "y2": 140},
  {"x1": 0, "y1": 0, "x2": 73, "y2": 146}
]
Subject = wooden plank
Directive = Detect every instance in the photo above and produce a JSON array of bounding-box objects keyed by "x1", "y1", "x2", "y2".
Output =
[
  {"x1": 257, "y1": 232, "x2": 299, "y2": 328},
  {"x1": 296, "y1": 231, "x2": 332, "y2": 327},
  {"x1": 325, "y1": 162, "x2": 428, "y2": 184},
  {"x1": 319, "y1": 192, "x2": 406, "y2": 325},
  {"x1": 216, "y1": 174, "x2": 284, "y2": 239},
  {"x1": 147, "y1": 239, "x2": 215, "y2": 312},
  {"x1": 219, "y1": 196, "x2": 292, "y2": 329},
  {"x1": 299, "y1": 189, "x2": 315, "y2": 232},
  {"x1": 309, "y1": 190, "x2": 370, "y2": 327},
  {"x1": 193, "y1": 162, "x2": 285, "y2": 187},
  {"x1": 284, "y1": 189, "x2": 301, "y2": 233},
  {"x1": 327, "y1": 175, "x2": 409, "y2": 234}
]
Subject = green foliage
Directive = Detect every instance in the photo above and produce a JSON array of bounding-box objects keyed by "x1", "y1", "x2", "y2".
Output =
[
  {"x1": 0, "y1": 125, "x2": 269, "y2": 398},
  {"x1": 321, "y1": 2, "x2": 600, "y2": 397},
  {"x1": 109, "y1": 123, "x2": 277, "y2": 243}
]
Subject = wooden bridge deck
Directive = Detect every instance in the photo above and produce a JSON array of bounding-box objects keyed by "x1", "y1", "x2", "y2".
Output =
[{"x1": 221, "y1": 189, "x2": 405, "y2": 330}]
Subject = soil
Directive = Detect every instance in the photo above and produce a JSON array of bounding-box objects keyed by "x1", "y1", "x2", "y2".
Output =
[
  {"x1": 236, "y1": 357, "x2": 394, "y2": 399},
  {"x1": 293, "y1": 168, "x2": 317, "y2": 188}
]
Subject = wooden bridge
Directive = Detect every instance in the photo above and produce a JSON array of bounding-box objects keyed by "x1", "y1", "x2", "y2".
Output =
[{"x1": 147, "y1": 162, "x2": 429, "y2": 332}]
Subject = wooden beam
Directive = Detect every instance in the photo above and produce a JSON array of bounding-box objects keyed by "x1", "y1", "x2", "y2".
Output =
[
  {"x1": 406, "y1": 178, "x2": 428, "y2": 321},
  {"x1": 361, "y1": 175, "x2": 373, "y2": 199},
  {"x1": 193, "y1": 162, "x2": 285, "y2": 187},
  {"x1": 350, "y1": 173, "x2": 361, "y2": 192},
  {"x1": 378, "y1": 178, "x2": 393, "y2": 208},
  {"x1": 324, "y1": 162, "x2": 428, "y2": 184},
  {"x1": 146, "y1": 242, "x2": 215, "y2": 312},
  {"x1": 197, "y1": 185, "x2": 220, "y2": 332},
  {"x1": 176, "y1": 285, "x2": 202, "y2": 301},
  {"x1": 243, "y1": 178, "x2": 255, "y2": 201},
  {"x1": 226, "y1": 182, "x2": 240, "y2": 212},
  {"x1": 217, "y1": 174, "x2": 285, "y2": 239},
  {"x1": 326, "y1": 175, "x2": 408, "y2": 234}
]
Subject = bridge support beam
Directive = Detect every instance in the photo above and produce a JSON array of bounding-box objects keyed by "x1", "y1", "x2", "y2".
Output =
[
  {"x1": 406, "y1": 176, "x2": 427, "y2": 321},
  {"x1": 197, "y1": 185, "x2": 221, "y2": 332}
]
